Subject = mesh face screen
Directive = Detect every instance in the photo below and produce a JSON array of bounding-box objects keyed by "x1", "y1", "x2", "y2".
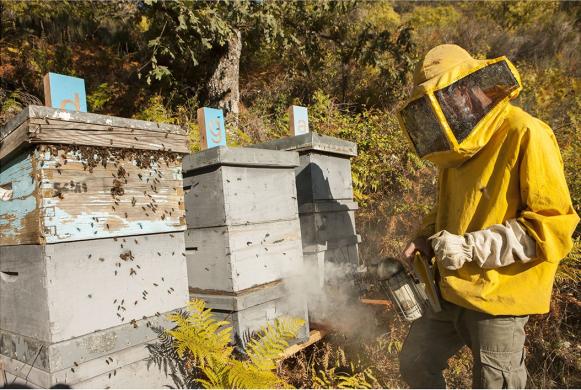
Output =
[
  {"x1": 400, "y1": 96, "x2": 450, "y2": 157},
  {"x1": 435, "y1": 61, "x2": 519, "y2": 143}
]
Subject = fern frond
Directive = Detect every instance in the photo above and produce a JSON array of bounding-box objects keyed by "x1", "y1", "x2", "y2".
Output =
[
  {"x1": 228, "y1": 360, "x2": 291, "y2": 389},
  {"x1": 167, "y1": 299, "x2": 234, "y2": 367},
  {"x1": 246, "y1": 316, "x2": 304, "y2": 370},
  {"x1": 198, "y1": 361, "x2": 231, "y2": 389}
]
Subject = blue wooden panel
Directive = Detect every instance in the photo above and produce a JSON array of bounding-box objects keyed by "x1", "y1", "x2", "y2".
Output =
[
  {"x1": 289, "y1": 105, "x2": 309, "y2": 136},
  {"x1": 0, "y1": 151, "x2": 38, "y2": 244},
  {"x1": 44, "y1": 73, "x2": 87, "y2": 112},
  {"x1": 199, "y1": 107, "x2": 226, "y2": 149},
  {"x1": 36, "y1": 149, "x2": 185, "y2": 244}
]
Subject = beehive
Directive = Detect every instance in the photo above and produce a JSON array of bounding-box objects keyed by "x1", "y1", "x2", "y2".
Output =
[
  {"x1": 183, "y1": 146, "x2": 309, "y2": 342},
  {"x1": 0, "y1": 106, "x2": 190, "y2": 388},
  {"x1": 251, "y1": 133, "x2": 361, "y2": 321}
]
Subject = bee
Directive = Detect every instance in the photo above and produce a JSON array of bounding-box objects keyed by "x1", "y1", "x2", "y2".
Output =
[
  {"x1": 124, "y1": 212, "x2": 128, "y2": 218},
  {"x1": 113, "y1": 299, "x2": 117, "y2": 304},
  {"x1": 71, "y1": 368, "x2": 75, "y2": 373},
  {"x1": 76, "y1": 227, "x2": 81, "y2": 232},
  {"x1": 99, "y1": 257, "x2": 105, "y2": 262},
  {"x1": 153, "y1": 283, "x2": 158, "y2": 287},
  {"x1": 172, "y1": 251, "x2": 175, "y2": 256},
  {"x1": 134, "y1": 300, "x2": 138, "y2": 305},
  {"x1": 74, "y1": 361, "x2": 79, "y2": 367},
  {"x1": 88, "y1": 294, "x2": 92, "y2": 298},
  {"x1": 114, "y1": 270, "x2": 117, "y2": 276},
  {"x1": 136, "y1": 264, "x2": 141, "y2": 269},
  {"x1": 134, "y1": 239, "x2": 138, "y2": 244},
  {"x1": 157, "y1": 252, "x2": 161, "y2": 256}
]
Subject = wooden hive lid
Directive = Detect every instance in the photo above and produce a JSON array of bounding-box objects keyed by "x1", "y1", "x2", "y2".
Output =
[
  {"x1": 0, "y1": 105, "x2": 189, "y2": 160},
  {"x1": 250, "y1": 132, "x2": 358, "y2": 157},
  {"x1": 182, "y1": 146, "x2": 300, "y2": 173}
]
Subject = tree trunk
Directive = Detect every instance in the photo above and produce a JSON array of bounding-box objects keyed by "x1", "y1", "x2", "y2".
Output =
[{"x1": 207, "y1": 29, "x2": 242, "y2": 119}]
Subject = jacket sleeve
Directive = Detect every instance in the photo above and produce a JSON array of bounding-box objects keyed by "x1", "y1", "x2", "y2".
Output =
[{"x1": 517, "y1": 122, "x2": 579, "y2": 263}]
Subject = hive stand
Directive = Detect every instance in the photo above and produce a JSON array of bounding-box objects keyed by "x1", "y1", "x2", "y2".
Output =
[
  {"x1": 0, "y1": 106, "x2": 190, "y2": 388},
  {"x1": 182, "y1": 146, "x2": 310, "y2": 344},
  {"x1": 251, "y1": 133, "x2": 361, "y2": 322}
]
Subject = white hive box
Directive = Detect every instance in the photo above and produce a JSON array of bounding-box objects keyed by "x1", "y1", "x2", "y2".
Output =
[
  {"x1": 193, "y1": 281, "x2": 310, "y2": 344},
  {"x1": 251, "y1": 133, "x2": 361, "y2": 285},
  {"x1": 183, "y1": 146, "x2": 309, "y2": 342},
  {"x1": 0, "y1": 106, "x2": 191, "y2": 388}
]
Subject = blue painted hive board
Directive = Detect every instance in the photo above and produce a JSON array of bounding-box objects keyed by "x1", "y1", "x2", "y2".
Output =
[{"x1": 0, "y1": 145, "x2": 186, "y2": 246}]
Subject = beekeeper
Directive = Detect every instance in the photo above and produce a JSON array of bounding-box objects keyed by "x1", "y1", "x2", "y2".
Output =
[{"x1": 397, "y1": 44, "x2": 579, "y2": 389}]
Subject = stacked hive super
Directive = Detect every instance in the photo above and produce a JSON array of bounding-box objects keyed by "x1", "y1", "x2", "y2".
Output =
[
  {"x1": 251, "y1": 133, "x2": 360, "y2": 322},
  {"x1": 0, "y1": 106, "x2": 190, "y2": 388},
  {"x1": 182, "y1": 146, "x2": 309, "y2": 344}
]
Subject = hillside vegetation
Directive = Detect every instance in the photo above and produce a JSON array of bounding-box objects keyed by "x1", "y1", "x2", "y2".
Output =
[{"x1": 1, "y1": 1, "x2": 579, "y2": 388}]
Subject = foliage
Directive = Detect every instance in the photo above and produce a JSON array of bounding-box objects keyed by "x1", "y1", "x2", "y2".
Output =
[
  {"x1": 147, "y1": 299, "x2": 304, "y2": 389},
  {"x1": 279, "y1": 341, "x2": 380, "y2": 389}
]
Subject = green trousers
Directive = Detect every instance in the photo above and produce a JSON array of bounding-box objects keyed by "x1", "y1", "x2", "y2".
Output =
[{"x1": 399, "y1": 301, "x2": 528, "y2": 389}]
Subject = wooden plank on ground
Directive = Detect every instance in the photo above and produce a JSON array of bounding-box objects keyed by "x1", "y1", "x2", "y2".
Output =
[
  {"x1": 360, "y1": 298, "x2": 393, "y2": 308},
  {"x1": 278, "y1": 329, "x2": 327, "y2": 360}
]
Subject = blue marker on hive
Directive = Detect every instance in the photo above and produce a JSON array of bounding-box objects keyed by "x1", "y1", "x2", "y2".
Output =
[
  {"x1": 197, "y1": 107, "x2": 227, "y2": 149},
  {"x1": 43, "y1": 72, "x2": 87, "y2": 112}
]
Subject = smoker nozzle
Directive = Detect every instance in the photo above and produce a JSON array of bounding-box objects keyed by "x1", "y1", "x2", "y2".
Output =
[{"x1": 368, "y1": 257, "x2": 403, "y2": 281}]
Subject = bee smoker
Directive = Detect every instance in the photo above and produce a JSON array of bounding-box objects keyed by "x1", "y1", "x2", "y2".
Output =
[{"x1": 367, "y1": 257, "x2": 428, "y2": 322}]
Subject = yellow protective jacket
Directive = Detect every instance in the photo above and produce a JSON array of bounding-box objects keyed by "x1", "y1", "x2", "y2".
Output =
[{"x1": 411, "y1": 45, "x2": 579, "y2": 315}]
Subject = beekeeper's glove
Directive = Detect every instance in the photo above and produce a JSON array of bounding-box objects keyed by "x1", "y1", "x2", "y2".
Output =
[{"x1": 429, "y1": 219, "x2": 537, "y2": 270}]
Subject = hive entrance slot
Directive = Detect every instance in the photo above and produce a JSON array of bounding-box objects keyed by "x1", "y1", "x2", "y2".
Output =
[{"x1": 0, "y1": 271, "x2": 19, "y2": 282}]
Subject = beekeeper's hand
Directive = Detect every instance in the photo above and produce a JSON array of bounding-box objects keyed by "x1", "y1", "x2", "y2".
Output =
[
  {"x1": 429, "y1": 230, "x2": 471, "y2": 270},
  {"x1": 402, "y1": 236, "x2": 434, "y2": 270},
  {"x1": 429, "y1": 219, "x2": 537, "y2": 271}
]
